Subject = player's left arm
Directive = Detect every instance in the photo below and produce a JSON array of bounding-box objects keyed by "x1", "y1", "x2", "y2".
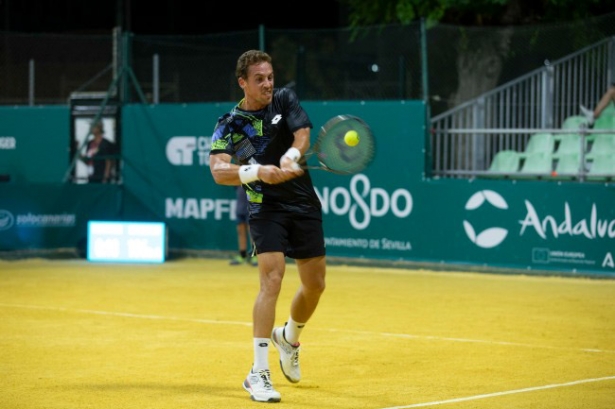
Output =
[{"x1": 279, "y1": 88, "x2": 311, "y2": 173}]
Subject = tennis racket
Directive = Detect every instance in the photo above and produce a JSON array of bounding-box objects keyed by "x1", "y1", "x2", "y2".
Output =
[{"x1": 301, "y1": 114, "x2": 375, "y2": 175}]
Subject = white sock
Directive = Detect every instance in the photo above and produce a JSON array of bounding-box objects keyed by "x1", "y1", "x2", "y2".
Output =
[
  {"x1": 252, "y1": 338, "x2": 269, "y2": 371},
  {"x1": 284, "y1": 317, "x2": 305, "y2": 345}
]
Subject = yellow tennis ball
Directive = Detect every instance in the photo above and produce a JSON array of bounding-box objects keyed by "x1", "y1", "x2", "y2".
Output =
[{"x1": 344, "y1": 130, "x2": 360, "y2": 146}]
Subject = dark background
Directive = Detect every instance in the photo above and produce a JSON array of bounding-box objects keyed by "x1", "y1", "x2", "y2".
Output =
[{"x1": 1, "y1": 0, "x2": 347, "y2": 34}]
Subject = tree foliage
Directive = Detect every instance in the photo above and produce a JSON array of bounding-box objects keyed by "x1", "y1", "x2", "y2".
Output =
[
  {"x1": 337, "y1": 0, "x2": 615, "y2": 113},
  {"x1": 338, "y1": 0, "x2": 615, "y2": 27}
]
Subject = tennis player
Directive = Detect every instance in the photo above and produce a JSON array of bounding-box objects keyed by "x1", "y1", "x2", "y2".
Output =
[{"x1": 209, "y1": 50, "x2": 327, "y2": 403}]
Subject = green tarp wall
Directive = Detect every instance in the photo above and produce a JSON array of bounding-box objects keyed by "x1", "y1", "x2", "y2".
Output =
[{"x1": 1, "y1": 104, "x2": 614, "y2": 277}]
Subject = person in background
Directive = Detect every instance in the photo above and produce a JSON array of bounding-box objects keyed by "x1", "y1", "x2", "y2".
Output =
[
  {"x1": 580, "y1": 83, "x2": 615, "y2": 126},
  {"x1": 80, "y1": 121, "x2": 116, "y2": 183},
  {"x1": 231, "y1": 185, "x2": 258, "y2": 266},
  {"x1": 209, "y1": 50, "x2": 327, "y2": 403}
]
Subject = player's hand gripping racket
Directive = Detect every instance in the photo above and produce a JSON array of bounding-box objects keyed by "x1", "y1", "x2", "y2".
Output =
[{"x1": 301, "y1": 115, "x2": 375, "y2": 175}]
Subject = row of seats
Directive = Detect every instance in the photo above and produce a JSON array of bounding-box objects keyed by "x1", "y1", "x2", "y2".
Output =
[
  {"x1": 486, "y1": 149, "x2": 615, "y2": 181},
  {"x1": 485, "y1": 104, "x2": 614, "y2": 181},
  {"x1": 524, "y1": 131, "x2": 615, "y2": 155}
]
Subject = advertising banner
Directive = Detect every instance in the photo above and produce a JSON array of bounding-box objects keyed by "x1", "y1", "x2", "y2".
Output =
[{"x1": 1, "y1": 104, "x2": 613, "y2": 276}]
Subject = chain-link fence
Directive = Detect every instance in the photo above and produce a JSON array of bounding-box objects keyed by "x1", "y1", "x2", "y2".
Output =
[{"x1": 1, "y1": 13, "x2": 615, "y2": 116}]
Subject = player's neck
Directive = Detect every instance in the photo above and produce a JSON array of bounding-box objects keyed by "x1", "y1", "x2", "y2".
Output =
[{"x1": 238, "y1": 98, "x2": 265, "y2": 112}]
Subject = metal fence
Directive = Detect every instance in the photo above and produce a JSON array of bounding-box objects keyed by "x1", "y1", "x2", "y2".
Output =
[
  {"x1": 430, "y1": 36, "x2": 615, "y2": 179},
  {"x1": 3, "y1": 14, "x2": 615, "y2": 108},
  {"x1": 2, "y1": 14, "x2": 615, "y2": 182},
  {"x1": 0, "y1": 24, "x2": 425, "y2": 105}
]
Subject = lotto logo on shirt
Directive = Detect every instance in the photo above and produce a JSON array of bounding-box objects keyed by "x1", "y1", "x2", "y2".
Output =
[{"x1": 166, "y1": 136, "x2": 212, "y2": 166}]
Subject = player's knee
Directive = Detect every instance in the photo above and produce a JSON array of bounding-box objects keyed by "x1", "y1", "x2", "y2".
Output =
[
  {"x1": 262, "y1": 273, "x2": 284, "y2": 294},
  {"x1": 306, "y1": 278, "x2": 326, "y2": 295}
]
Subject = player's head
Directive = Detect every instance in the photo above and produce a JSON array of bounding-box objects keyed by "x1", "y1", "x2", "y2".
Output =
[
  {"x1": 236, "y1": 50, "x2": 274, "y2": 110},
  {"x1": 236, "y1": 50, "x2": 272, "y2": 80}
]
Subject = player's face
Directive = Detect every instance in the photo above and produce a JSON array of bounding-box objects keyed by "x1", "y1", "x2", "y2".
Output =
[{"x1": 242, "y1": 61, "x2": 274, "y2": 110}]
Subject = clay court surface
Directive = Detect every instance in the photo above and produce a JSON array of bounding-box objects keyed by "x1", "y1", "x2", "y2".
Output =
[{"x1": 1, "y1": 257, "x2": 614, "y2": 409}]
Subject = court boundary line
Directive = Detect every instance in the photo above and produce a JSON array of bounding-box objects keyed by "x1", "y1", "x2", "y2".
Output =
[
  {"x1": 325, "y1": 328, "x2": 614, "y2": 354},
  {"x1": 378, "y1": 375, "x2": 615, "y2": 409},
  {"x1": 2, "y1": 302, "x2": 614, "y2": 354},
  {"x1": 0, "y1": 302, "x2": 252, "y2": 327}
]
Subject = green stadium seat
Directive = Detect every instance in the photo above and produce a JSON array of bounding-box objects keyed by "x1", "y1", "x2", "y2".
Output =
[
  {"x1": 594, "y1": 116, "x2": 615, "y2": 130},
  {"x1": 554, "y1": 133, "x2": 584, "y2": 156},
  {"x1": 588, "y1": 134, "x2": 615, "y2": 156},
  {"x1": 593, "y1": 103, "x2": 615, "y2": 130},
  {"x1": 586, "y1": 154, "x2": 615, "y2": 181},
  {"x1": 484, "y1": 150, "x2": 520, "y2": 177},
  {"x1": 553, "y1": 152, "x2": 583, "y2": 180},
  {"x1": 561, "y1": 115, "x2": 589, "y2": 130},
  {"x1": 519, "y1": 151, "x2": 553, "y2": 178},
  {"x1": 524, "y1": 133, "x2": 554, "y2": 155}
]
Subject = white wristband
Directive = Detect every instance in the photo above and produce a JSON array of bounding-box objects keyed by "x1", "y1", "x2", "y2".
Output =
[
  {"x1": 282, "y1": 147, "x2": 301, "y2": 163},
  {"x1": 239, "y1": 164, "x2": 261, "y2": 184}
]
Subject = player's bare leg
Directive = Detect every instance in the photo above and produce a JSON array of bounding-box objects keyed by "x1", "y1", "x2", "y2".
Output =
[{"x1": 272, "y1": 255, "x2": 326, "y2": 383}]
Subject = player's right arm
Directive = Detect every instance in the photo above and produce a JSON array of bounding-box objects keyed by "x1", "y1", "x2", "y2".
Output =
[
  {"x1": 209, "y1": 152, "x2": 242, "y2": 185},
  {"x1": 209, "y1": 118, "x2": 249, "y2": 185}
]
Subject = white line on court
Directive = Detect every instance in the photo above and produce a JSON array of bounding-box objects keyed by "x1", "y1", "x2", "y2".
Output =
[
  {"x1": 0, "y1": 303, "x2": 252, "y2": 327},
  {"x1": 323, "y1": 328, "x2": 615, "y2": 354},
  {"x1": 378, "y1": 375, "x2": 615, "y2": 409},
  {"x1": 4, "y1": 303, "x2": 613, "y2": 407},
  {"x1": 2, "y1": 303, "x2": 614, "y2": 354}
]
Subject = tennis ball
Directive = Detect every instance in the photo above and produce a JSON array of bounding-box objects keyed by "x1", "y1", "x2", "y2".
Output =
[{"x1": 344, "y1": 130, "x2": 360, "y2": 146}]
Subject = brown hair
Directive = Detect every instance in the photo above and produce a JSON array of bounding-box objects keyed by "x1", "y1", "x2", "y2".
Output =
[
  {"x1": 92, "y1": 122, "x2": 104, "y2": 134},
  {"x1": 235, "y1": 50, "x2": 272, "y2": 79}
]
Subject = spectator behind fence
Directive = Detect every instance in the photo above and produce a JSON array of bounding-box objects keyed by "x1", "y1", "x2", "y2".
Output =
[
  {"x1": 79, "y1": 121, "x2": 116, "y2": 183},
  {"x1": 230, "y1": 185, "x2": 257, "y2": 266},
  {"x1": 580, "y1": 83, "x2": 615, "y2": 127}
]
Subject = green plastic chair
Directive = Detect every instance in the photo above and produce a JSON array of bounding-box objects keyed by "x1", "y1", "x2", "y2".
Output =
[
  {"x1": 553, "y1": 152, "x2": 583, "y2": 180},
  {"x1": 485, "y1": 150, "x2": 520, "y2": 177},
  {"x1": 593, "y1": 103, "x2": 615, "y2": 130},
  {"x1": 588, "y1": 134, "x2": 615, "y2": 156},
  {"x1": 561, "y1": 115, "x2": 589, "y2": 130},
  {"x1": 524, "y1": 133, "x2": 554, "y2": 155},
  {"x1": 554, "y1": 133, "x2": 584, "y2": 156},
  {"x1": 556, "y1": 117, "x2": 590, "y2": 157},
  {"x1": 587, "y1": 154, "x2": 615, "y2": 181},
  {"x1": 519, "y1": 152, "x2": 553, "y2": 178}
]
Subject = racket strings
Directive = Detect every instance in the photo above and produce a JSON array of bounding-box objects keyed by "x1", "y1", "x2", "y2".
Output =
[{"x1": 314, "y1": 116, "x2": 375, "y2": 174}]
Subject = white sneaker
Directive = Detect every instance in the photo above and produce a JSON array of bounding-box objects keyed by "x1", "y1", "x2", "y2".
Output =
[
  {"x1": 271, "y1": 326, "x2": 301, "y2": 383},
  {"x1": 243, "y1": 368, "x2": 281, "y2": 402},
  {"x1": 580, "y1": 104, "x2": 595, "y2": 126}
]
